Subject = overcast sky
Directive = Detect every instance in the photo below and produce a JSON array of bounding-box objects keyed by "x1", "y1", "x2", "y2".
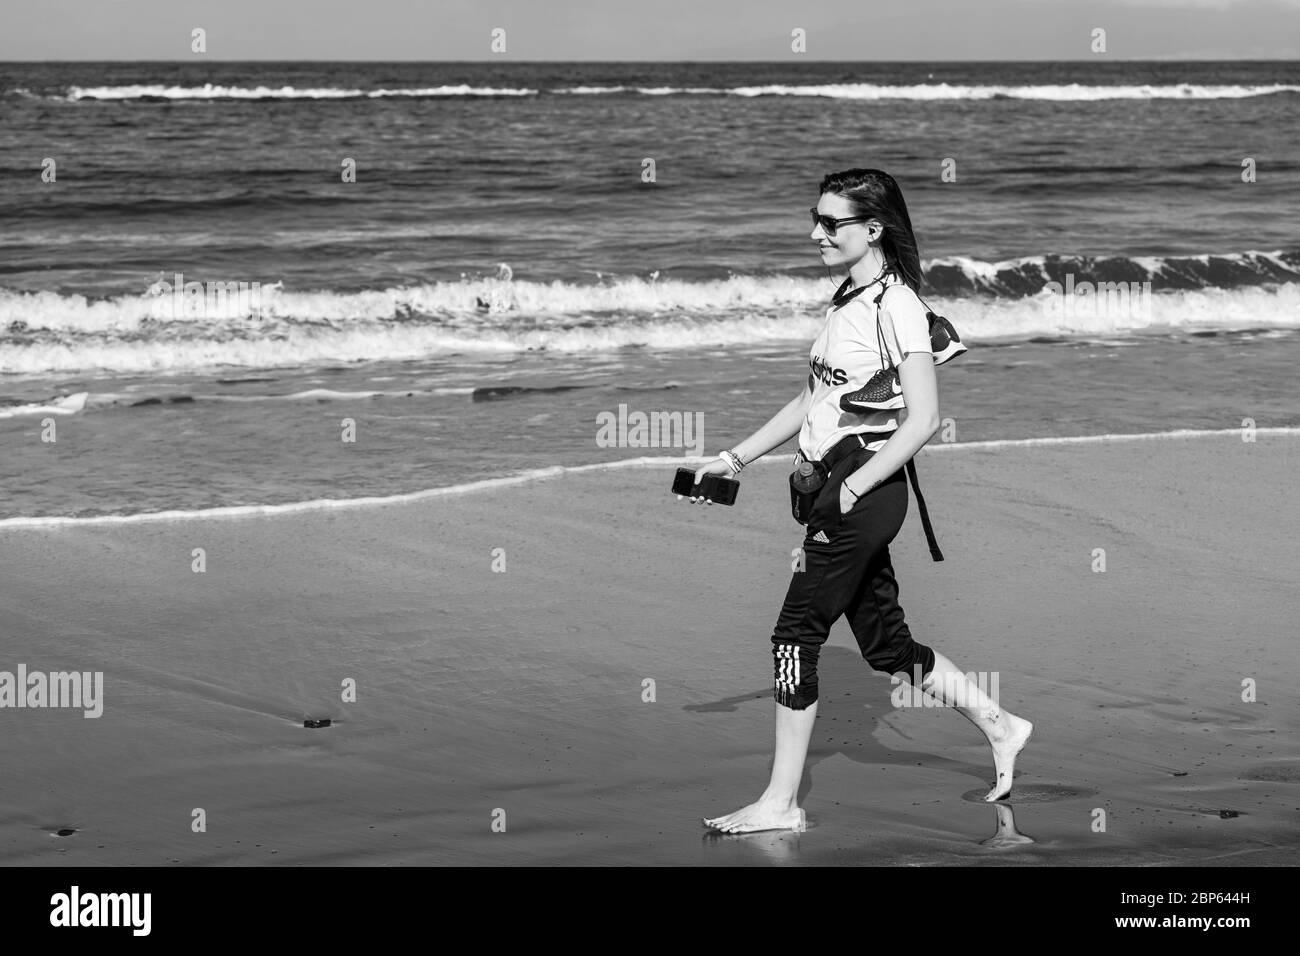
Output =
[{"x1": 3, "y1": 0, "x2": 1299, "y2": 60}]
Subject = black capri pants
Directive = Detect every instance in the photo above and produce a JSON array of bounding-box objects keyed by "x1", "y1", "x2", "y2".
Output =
[{"x1": 771, "y1": 441, "x2": 936, "y2": 710}]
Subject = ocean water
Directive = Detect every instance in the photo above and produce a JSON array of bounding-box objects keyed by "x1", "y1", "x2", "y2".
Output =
[{"x1": 1, "y1": 60, "x2": 1298, "y2": 520}]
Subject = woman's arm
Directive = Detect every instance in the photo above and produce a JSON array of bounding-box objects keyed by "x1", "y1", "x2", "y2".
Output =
[
  {"x1": 732, "y1": 385, "x2": 811, "y2": 465},
  {"x1": 841, "y1": 353, "x2": 939, "y2": 504},
  {"x1": 840, "y1": 289, "x2": 941, "y2": 507},
  {"x1": 694, "y1": 384, "x2": 811, "y2": 483}
]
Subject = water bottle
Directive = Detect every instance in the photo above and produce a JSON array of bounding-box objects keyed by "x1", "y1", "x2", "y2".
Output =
[
  {"x1": 792, "y1": 461, "x2": 820, "y2": 492},
  {"x1": 789, "y1": 460, "x2": 826, "y2": 525}
]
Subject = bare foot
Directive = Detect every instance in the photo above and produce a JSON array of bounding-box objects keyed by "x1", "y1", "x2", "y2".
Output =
[
  {"x1": 984, "y1": 713, "x2": 1033, "y2": 802},
  {"x1": 703, "y1": 799, "x2": 807, "y2": 834}
]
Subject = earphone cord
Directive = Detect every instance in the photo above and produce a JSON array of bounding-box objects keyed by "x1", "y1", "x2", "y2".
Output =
[
  {"x1": 827, "y1": 260, "x2": 888, "y2": 298},
  {"x1": 875, "y1": 296, "x2": 896, "y2": 372}
]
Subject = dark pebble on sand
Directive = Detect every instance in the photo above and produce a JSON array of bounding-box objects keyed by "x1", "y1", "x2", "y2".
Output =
[
  {"x1": 304, "y1": 718, "x2": 332, "y2": 728},
  {"x1": 55, "y1": 828, "x2": 77, "y2": 837},
  {"x1": 1219, "y1": 809, "x2": 1239, "y2": 818}
]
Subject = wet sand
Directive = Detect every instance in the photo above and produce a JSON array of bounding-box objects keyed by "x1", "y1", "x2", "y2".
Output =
[{"x1": 1, "y1": 433, "x2": 1296, "y2": 865}]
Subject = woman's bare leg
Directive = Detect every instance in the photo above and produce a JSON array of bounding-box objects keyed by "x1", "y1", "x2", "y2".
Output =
[
  {"x1": 920, "y1": 650, "x2": 1033, "y2": 801},
  {"x1": 703, "y1": 701, "x2": 816, "y2": 832},
  {"x1": 703, "y1": 648, "x2": 1033, "y2": 829}
]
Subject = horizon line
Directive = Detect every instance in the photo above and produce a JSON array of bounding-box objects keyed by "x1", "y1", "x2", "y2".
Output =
[{"x1": 3, "y1": 57, "x2": 1299, "y2": 64}]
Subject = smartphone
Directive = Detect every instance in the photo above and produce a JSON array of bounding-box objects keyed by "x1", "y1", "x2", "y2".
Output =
[{"x1": 672, "y1": 468, "x2": 739, "y2": 506}]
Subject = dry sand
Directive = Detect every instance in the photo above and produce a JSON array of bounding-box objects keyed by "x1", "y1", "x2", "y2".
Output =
[{"x1": 1, "y1": 433, "x2": 1296, "y2": 865}]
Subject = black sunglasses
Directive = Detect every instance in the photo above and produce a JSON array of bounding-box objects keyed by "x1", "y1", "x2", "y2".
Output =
[{"x1": 810, "y1": 207, "x2": 873, "y2": 237}]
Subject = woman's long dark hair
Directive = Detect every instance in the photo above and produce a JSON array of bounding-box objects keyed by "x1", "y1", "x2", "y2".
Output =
[{"x1": 819, "y1": 168, "x2": 923, "y2": 294}]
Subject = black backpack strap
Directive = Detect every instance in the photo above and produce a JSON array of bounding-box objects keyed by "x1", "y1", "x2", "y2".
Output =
[
  {"x1": 876, "y1": 285, "x2": 945, "y2": 561},
  {"x1": 904, "y1": 458, "x2": 944, "y2": 562},
  {"x1": 869, "y1": 427, "x2": 946, "y2": 562},
  {"x1": 872, "y1": 287, "x2": 897, "y2": 370}
]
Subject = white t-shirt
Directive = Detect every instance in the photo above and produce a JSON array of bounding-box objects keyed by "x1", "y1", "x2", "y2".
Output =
[{"x1": 799, "y1": 274, "x2": 934, "y2": 460}]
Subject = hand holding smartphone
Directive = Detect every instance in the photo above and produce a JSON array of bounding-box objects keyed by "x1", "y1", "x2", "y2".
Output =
[{"x1": 672, "y1": 468, "x2": 739, "y2": 506}]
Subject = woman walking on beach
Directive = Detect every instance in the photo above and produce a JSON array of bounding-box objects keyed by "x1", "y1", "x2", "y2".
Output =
[{"x1": 696, "y1": 168, "x2": 1032, "y2": 834}]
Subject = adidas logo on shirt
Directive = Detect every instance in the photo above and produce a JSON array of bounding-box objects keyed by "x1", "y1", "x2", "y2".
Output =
[
  {"x1": 812, "y1": 530, "x2": 831, "y2": 544},
  {"x1": 809, "y1": 355, "x2": 848, "y2": 387}
]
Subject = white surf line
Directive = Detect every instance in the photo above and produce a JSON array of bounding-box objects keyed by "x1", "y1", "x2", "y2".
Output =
[
  {"x1": 1, "y1": 427, "x2": 1293, "y2": 530},
  {"x1": 0, "y1": 466, "x2": 571, "y2": 530},
  {"x1": 919, "y1": 425, "x2": 1300, "y2": 451},
  {"x1": 623, "y1": 426, "x2": 1300, "y2": 465}
]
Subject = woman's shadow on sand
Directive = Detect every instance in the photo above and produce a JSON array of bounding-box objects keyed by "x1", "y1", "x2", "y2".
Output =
[{"x1": 683, "y1": 645, "x2": 1005, "y2": 802}]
